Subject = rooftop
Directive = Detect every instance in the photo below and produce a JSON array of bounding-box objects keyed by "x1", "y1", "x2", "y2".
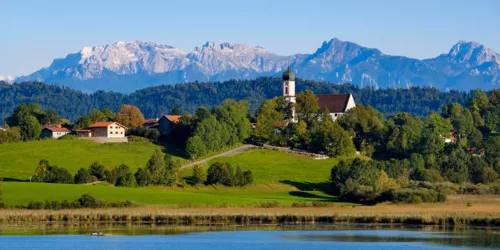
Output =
[
  {"x1": 316, "y1": 94, "x2": 351, "y2": 113},
  {"x1": 43, "y1": 127, "x2": 70, "y2": 133},
  {"x1": 162, "y1": 115, "x2": 181, "y2": 123}
]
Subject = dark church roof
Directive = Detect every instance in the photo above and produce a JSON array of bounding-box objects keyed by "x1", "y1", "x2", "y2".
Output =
[{"x1": 316, "y1": 94, "x2": 351, "y2": 113}]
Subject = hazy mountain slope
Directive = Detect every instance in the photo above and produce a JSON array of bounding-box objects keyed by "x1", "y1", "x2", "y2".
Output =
[{"x1": 16, "y1": 39, "x2": 500, "y2": 92}]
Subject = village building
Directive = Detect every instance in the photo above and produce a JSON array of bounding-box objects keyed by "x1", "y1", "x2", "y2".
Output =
[
  {"x1": 40, "y1": 127, "x2": 71, "y2": 139},
  {"x1": 143, "y1": 118, "x2": 159, "y2": 129},
  {"x1": 40, "y1": 124, "x2": 71, "y2": 139},
  {"x1": 158, "y1": 115, "x2": 181, "y2": 135},
  {"x1": 282, "y1": 67, "x2": 356, "y2": 122},
  {"x1": 76, "y1": 122, "x2": 127, "y2": 138}
]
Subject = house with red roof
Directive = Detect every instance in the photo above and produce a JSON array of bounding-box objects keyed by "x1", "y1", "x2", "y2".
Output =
[
  {"x1": 40, "y1": 124, "x2": 71, "y2": 139},
  {"x1": 158, "y1": 115, "x2": 181, "y2": 135},
  {"x1": 76, "y1": 122, "x2": 127, "y2": 138}
]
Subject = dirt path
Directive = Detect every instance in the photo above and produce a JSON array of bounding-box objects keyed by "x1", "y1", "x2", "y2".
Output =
[{"x1": 180, "y1": 144, "x2": 256, "y2": 169}]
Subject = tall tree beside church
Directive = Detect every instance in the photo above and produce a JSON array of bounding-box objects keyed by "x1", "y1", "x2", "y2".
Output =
[
  {"x1": 253, "y1": 100, "x2": 283, "y2": 143},
  {"x1": 295, "y1": 90, "x2": 320, "y2": 125},
  {"x1": 115, "y1": 104, "x2": 145, "y2": 127},
  {"x1": 338, "y1": 104, "x2": 384, "y2": 154},
  {"x1": 385, "y1": 113, "x2": 424, "y2": 159},
  {"x1": 311, "y1": 108, "x2": 356, "y2": 157}
]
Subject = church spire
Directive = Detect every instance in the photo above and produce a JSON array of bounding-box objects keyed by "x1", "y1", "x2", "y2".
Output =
[{"x1": 282, "y1": 66, "x2": 295, "y2": 81}]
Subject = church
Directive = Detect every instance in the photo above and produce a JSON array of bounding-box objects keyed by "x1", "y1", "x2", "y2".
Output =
[{"x1": 282, "y1": 67, "x2": 356, "y2": 121}]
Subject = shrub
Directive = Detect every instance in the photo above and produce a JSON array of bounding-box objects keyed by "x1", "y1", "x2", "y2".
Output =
[
  {"x1": 192, "y1": 165, "x2": 205, "y2": 186},
  {"x1": 384, "y1": 188, "x2": 444, "y2": 204},
  {"x1": 24, "y1": 195, "x2": 139, "y2": 210},
  {"x1": 460, "y1": 183, "x2": 492, "y2": 194},
  {"x1": 58, "y1": 134, "x2": 78, "y2": 140},
  {"x1": 88, "y1": 162, "x2": 106, "y2": 180},
  {"x1": 482, "y1": 167, "x2": 499, "y2": 184},
  {"x1": 77, "y1": 194, "x2": 105, "y2": 208},
  {"x1": 127, "y1": 127, "x2": 160, "y2": 141},
  {"x1": 26, "y1": 201, "x2": 44, "y2": 209},
  {"x1": 106, "y1": 164, "x2": 131, "y2": 185},
  {"x1": 127, "y1": 136, "x2": 150, "y2": 143},
  {"x1": 206, "y1": 162, "x2": 235, "y2": 186},
  {"x1": 74, "y1": 168, "x2": 91, "y2": 184},
  {"x1": 134, "y1": 167, "x2": 151, "y2": 187},
  {"x1": 258, "y1": 201, "x2": 280, "y2": 208},
  {"x1": 116, "y1": 173, "x2": 137, "y2": 187},
  {"x1": 422, "y1": 169, "x2": 444, "y2": 182}
]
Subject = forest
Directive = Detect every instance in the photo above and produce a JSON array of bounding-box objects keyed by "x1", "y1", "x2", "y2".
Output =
[{"x1": 0, "y1": 77, "x2": 471, "y2": 124}]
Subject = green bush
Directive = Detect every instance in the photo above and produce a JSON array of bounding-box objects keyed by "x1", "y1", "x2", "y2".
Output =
[
  {"x1": 382, "y1": 188, "x2": 445, "y2": 204},
  {"x1": 33, "y1": 161, "x2": 73, "y2": 184},
  {"x1": 74, "y1": 168, "x2": 91, "y2": 184},
  {"x1": 58, "y1": 134, "x2": 78, "y2": 140},
  {"x1": 88, "y1": 162, "x2": 106, "y2": 180},
  {"x1": 127, "y1": 136, "x2": 150, "y2": 143},
  {"x1": 24, "y1": 194, "x2": 138, "y2": 210}
]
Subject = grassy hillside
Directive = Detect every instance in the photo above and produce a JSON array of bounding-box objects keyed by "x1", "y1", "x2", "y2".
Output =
[
  {"x1": 2, "y1": 182, "x2": 345, "y2": 206},
  {"x1": 0, "y1": 144, "x2": 360, "y2": 207},
  {"x1": 0, "y1": 140, "x2": 184, "y2": 180},
  {"x1": 184, "y1": 149, "x2": 359, "y2": 190}
]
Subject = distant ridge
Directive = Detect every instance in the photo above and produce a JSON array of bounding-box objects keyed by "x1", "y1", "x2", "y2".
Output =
[{"x1": 15, "y1": 39, "x2": 500, "y2": 93}]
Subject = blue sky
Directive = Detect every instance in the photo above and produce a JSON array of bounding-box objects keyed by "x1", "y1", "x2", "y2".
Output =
[{"x1": 2, "y1": 0, "x2": 499, "y2": 76}]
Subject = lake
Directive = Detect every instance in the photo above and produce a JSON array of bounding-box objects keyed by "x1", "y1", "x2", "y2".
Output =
[{"x1": 0, "y1": 225, "x2": 499, "y2": 249}]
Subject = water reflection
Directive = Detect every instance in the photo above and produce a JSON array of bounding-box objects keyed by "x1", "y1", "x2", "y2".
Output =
[
  {"x1": 0, "y1": 224, "x2": 498, "y2": 249},
  {"x1": 283, "y1": 230, "x2": 500, "y2": 249}
]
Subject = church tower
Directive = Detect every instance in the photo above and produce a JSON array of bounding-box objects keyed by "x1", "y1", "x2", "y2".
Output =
[{"x1": 282, "y1": 67, "x2": 296, "y2": 121}]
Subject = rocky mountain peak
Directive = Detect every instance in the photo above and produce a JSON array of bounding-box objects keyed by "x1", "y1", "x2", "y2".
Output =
[
  {"x1": 14, "y1": 38, "x2": 500, "y2": 92},
  {"x1": 447, "y1": 40, "x2": 500, "y2": 65}
]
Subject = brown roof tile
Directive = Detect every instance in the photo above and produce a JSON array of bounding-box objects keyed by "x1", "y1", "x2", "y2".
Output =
[
  {"x1": 316, "y1": 94, "x2": 351, "y2": 113},
  {"x1": 162, "y1": 115, "x2": 181, "y2": 123},
  {"x1": 43, "y1": 127, "x2": 70, "y2": 133}
]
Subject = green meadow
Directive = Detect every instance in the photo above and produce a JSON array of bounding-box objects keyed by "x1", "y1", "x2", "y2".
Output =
[
  {"x1": 183, "y1": 149, "x2": 362, "y2": 190},
  {"x1": 2, "y1": 182, "x2": 344, "y2": 206},
  {"x1": 0, "y1": 140, "x2": 184, "y2": 180},
  {"x1": 0, "y1": 141, "x2": 358, "y2": 206}
]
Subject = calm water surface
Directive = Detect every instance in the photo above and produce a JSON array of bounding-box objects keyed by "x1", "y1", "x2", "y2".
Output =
[{"x1": 0, "y1": 225, "x2": 499, "y2": 249}]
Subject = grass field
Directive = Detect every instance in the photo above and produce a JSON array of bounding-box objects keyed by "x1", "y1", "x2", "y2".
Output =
[
  {"x1": 1, "y1": 182, "x2": 344, "y2": 206},
  {"x1": 0, "y1": 140, "x2": 184, "y2": 180},
  {"x1": 0, "y1": 142, "x2": 355, "y2": 207},
  {"x1": 183, "y1": 149, "x2": 350, "y2": 190}
]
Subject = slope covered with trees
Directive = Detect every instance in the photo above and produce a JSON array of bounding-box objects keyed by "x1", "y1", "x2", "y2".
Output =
[{"x1": 0, "y1": 78, "x2": 471, "y2": 124}]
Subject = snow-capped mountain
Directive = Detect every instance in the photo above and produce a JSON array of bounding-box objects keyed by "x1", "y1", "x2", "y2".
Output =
[
  {"x1": 16, "y1": 39, "x2": 500, "y2": 92},
  {"x1": 0, "y1": 75, "x2": 14, "y2": 83}
]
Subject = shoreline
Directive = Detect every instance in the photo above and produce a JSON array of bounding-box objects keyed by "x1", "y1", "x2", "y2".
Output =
[{"x1": 1, "y1": 204, "x2": 500, "y2": 228}]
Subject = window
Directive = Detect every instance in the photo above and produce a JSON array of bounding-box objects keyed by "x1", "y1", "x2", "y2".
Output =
[
  {"x1": 115, "y1": 126, "x2": 118, "y2": 129},
  {"x1": 121, "y1": 132, "x2": 123, "y2": 134},
  {"x1": 110, "y1": 132, "x2": 113, "y2": 134}
]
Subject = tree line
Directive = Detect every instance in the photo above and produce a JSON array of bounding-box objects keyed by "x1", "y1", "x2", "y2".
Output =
[
  {"x1": 0, "y1": 77, "x2": 471, "y2": 125},
  {"x1": 326, "y1": 90, "x2": 500, "y2": 204},
  {"x1": 31, "y1": 150, "x2": 253, "y2": 188}
]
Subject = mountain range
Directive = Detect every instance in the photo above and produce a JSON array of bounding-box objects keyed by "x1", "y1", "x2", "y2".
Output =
[{"x1": 14, "y1": 39, "x2": 500, "y2": 93}]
